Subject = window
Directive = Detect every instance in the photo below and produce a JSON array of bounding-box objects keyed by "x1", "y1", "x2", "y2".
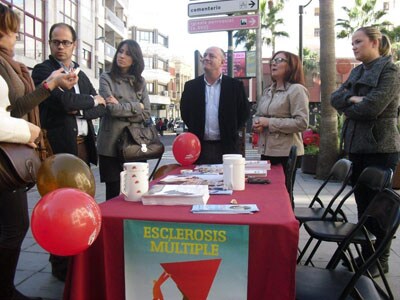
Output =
[
  {"x1": 157, "y1": 59, "x2": 167, "y2": 71},
  {"x1": 3, "y1": 0, "x2": 45, "y2": 60},
  {"x1": 314, "y1": 28, "x2": 320, "y2": 37},
  {"x1": 146, "y1": 82, "x2": 154, "y2": 94},
  {"x1": 383, "y1": 2, "x2": 389, "y2": 10},
  {"x1": 314, "y1": 7, "x2": 319, "y2": 16},
  {"x1": 144, "y1": 57, "x2": 153, "y2": 69},
  {"x1": 82, "y1": 44, "x2": 92, "y2": 69},
  {"x1": 138, "y1": 30, "x2": 153, "y2": 43},
  {"x1": 158, "y1": 34, "x2": 168, "y2": 47},
  {"x1": 97, "y1": 62, "x2": 104, "y2": 78},
  {"x1": 158, "y1": 84, "x2": 167, "y2": 96}
]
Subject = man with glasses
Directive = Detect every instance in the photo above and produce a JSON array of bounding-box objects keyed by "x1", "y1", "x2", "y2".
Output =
[
  {"x1": 180, "y1": 46, "x2": 250, "y2": 164},
  {"x1": 31, "y1": 23, "x2": 106, "y2": 282}
]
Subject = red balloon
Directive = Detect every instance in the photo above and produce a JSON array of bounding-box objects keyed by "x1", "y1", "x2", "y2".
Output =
[
  {"x1": 31, "y1": 188, "x2": 102, "y2": 256},
  {"x1": 172, "y1": 133, "x2": 201, "y2": 166}
]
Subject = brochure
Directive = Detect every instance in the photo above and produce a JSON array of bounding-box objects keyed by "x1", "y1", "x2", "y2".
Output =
[
  {"x1": 191, "y1": 204, "x2": 259, "y2": 214},
  {"x1": 141, "y1": 184, "x2": 209, "y2": 205}
]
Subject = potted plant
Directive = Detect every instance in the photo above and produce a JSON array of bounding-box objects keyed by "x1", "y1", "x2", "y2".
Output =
[{"x1": 301, "y1": 127, "x2": 320, "y2": 174}]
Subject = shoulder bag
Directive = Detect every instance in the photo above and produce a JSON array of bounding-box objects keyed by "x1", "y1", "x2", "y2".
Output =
[
  {"x1": 0, "y1": 142, "x2": 41, "y2": 192},
  {"x1": 117, "y1": 120, "x2": 165, "y2": 162}
]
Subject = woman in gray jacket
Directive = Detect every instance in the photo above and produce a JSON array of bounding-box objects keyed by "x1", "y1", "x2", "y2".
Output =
[
  {"x1": 97, "y1": 40, "x2": 151, "y2": 200},
  {"x1": 331, "y1": 26, "x2": 400, "y2": 276}
]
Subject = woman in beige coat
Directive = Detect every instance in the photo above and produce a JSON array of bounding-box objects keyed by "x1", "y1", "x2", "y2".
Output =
[{"x1": 253, "y1": 51, "x2": 309, "y2": 184}]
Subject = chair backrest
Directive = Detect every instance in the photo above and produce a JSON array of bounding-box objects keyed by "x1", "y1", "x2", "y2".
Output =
[
  {"x1": 326, "y1": 188, "x2": 400, "y2": 299},
  {"x1": 333, "y1": 167, "x2": 393, "y2": 217},
  {"x1": 309, "y1": 158, "x2": 353, "y2": 213},
  {"x1": 285, "y1": 145, "x2": 298, "y2": 209}
]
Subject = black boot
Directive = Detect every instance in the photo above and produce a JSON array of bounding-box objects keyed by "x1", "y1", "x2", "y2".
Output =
[
  {"x1": 49, "y1": 254, "x2": 69, "y2": 282},
  {"x1": 0, "y1": 247, "x2": 42, "y2": 300}
]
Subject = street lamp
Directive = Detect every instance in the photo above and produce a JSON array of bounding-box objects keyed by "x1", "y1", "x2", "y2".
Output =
[{"x1": 299, "y1": 0, "x2": 312, "y2": 62}]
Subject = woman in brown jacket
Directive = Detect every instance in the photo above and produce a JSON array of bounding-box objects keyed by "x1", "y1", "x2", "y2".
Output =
[
  {"x1": 253, "y1": 51, "x2": 309, "y2": 185},
  {"x1": 0, "y1": 5, "x2": 76, "y2": 300}
]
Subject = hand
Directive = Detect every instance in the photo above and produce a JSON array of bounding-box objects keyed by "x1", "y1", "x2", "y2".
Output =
[
  {"x1": 252, "y1": 117, "x2": 268, "y2": 133},
  {"x1": 349, "y1": 96, "x2": 363, "y2": 104},
  {"x1": 140, "y1": 103, "x2": 144, "y2": 109},
  {"x1": 94, "y1": 95, "x2": 106, "y2": 106},
  {"x1": 45, "y1": 68, "x2": 78, "y2": 90},
  {"x1": 27, "y1": 122, "x2": 41, "y2": 148},
  {"x1": 106, "y1": 95, "x2": 119, "y2": 105}
]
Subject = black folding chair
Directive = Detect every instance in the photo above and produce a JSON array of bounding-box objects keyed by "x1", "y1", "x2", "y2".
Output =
[
  {"x1": 294, "y1": 158, "x2": 353, "y2": 226},
  {"x1": 296, "y1": 188, "x2": 400, "y2": 300}
]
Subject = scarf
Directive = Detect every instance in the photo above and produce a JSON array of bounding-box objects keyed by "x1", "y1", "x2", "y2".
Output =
[{"x1": 0, "y1": 47, "x2": 51, "y2": 160}]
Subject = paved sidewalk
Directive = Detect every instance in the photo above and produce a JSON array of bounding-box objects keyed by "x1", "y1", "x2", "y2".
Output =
[{"x1": 16, "y1": 149, "x2": 400, "y2": 299}]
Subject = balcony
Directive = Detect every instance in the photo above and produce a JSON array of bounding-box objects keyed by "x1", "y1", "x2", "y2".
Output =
[
  {"x1": 105, "y1": 43, "x2": 116, "y2": 61},
  {"x1": 105, "y1": 7, "x2": 125, "y2": 36}
]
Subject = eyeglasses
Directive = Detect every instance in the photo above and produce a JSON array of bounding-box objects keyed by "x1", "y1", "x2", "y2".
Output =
[
  {"x1": 50, "y1": 40, "x2": 74, "y2": 47},
  {"x1": 271, "y1": 57, "x2": 288, "y2": 64}
]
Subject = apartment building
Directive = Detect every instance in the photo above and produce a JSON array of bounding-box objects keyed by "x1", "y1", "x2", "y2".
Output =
[{"x1": 0, "y1": 0, "x2": 192, "y2": 120}]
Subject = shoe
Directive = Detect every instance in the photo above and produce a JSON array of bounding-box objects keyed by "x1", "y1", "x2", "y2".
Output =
[
  {"x1": 10, "y1": 289, "x2": 43, "y2": 300},
  {"x1": 51, "y1": 268, "x2": 66, "y2": 282}
]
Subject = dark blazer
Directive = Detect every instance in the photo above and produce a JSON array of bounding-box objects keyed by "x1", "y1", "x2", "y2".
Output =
[
  {"x1": 32, "y1": 56, "x2": 106, "y2": 165},
  {"x1": 180, "y1": 74, "x2": 250, "y2": 154}
]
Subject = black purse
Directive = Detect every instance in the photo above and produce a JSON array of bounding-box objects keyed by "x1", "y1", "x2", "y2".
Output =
[{"x1": 117, "y1": 121, "x2": 165, "y2": 162}]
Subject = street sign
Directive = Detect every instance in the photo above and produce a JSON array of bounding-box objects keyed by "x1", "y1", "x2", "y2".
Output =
[
  {"x1": 188, "y1": 0, "x2": 258, "y2": 18},
  {"x1": 188, "y1": 14, "x2": 260, "y2": 33}
]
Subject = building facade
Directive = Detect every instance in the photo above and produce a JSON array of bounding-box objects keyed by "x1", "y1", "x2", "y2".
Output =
[{"x1": 0, "y1": 0, "x2": 192, "y2": 121}]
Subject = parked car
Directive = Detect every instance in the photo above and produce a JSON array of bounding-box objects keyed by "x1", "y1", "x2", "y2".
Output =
[{"x1": 174, "y1": 121, "x2": 188, "y2": 135}]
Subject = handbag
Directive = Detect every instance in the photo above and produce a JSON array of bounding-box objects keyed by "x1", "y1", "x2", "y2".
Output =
[
  {"x1": 0, "y1": 142, "x2": 41, "y2": 192},
  {"x1": 117, "y1": 121, "x2": 165, "y2": 162}
]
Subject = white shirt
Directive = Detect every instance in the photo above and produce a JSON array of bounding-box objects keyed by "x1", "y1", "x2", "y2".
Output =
[
  {"x1": 58, "y1": 61, "x2": 89, "y2": 136},
  {"x1": 204, "y1": 75, "x2": 222, "y2": 141}
]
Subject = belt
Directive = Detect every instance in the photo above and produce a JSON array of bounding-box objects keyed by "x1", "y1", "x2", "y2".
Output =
[{"x1": 77, "y1": 135, "x2": 87, "y2": 144}]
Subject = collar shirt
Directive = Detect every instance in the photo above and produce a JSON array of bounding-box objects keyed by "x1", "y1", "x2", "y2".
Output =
[
  {"x1": 204, "y1": 74, "x2": 222, "y2": 141},
  {"x1": 57, "y1": 60, "x2": 88, "y2": 136}
]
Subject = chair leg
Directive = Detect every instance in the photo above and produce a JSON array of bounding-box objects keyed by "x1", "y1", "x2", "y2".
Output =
[
  {"x1": 297, "y1": 236, "x2": 314, "y2": 264},
  {"x1": 304, "y1": 240, "x2": 322, "y2": 266}
]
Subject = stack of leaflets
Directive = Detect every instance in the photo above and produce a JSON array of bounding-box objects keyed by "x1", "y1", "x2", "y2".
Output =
[
  {"x1": 141, "y1": 184, "x2": 209, "y2": 205},
  {"x1": 158, "y1": 174, "x2": 232, "y2": 195},
  {"x1": 191, "y1": 204, "x2": 259, "y2": 214},
  {"x1": 194, "y1": 161, "x2": 271, "y2": 177}
]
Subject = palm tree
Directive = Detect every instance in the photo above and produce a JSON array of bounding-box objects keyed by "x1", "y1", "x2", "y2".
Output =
[
  {"x1": 316, "y1": 0, "x2": 338, "y2": 178},
  {"x1": 233, "y1": 0, "x2": 288, "y2": 54},
  {"x1": 336, "y1": 0, "x2": 392, "y2": 38}
]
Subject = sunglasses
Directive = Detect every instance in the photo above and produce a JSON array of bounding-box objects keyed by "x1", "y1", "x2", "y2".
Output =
[{"x1": 271, "y1": 57, "x2": 288, "y2": 64}]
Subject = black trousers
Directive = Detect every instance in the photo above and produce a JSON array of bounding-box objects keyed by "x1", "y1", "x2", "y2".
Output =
[{"x1": 349, "y1": 152, "x2": 399, "y2": 256}]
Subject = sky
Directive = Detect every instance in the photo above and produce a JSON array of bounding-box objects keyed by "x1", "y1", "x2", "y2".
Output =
[{"x1": 129, "y1": 0, "x2": 240, "y2": 64}]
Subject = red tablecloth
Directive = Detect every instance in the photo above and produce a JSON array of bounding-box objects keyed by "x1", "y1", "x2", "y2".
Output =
[{"x1": 63, "y1": 165, "x2": 299, "y2": 300}]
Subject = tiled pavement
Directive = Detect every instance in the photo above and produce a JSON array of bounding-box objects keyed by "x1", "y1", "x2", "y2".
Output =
[{"x1": 15, "y1": 145, "x2": 400, "y2": 300}]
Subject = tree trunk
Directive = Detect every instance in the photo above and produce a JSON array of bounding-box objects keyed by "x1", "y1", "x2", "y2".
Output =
[{"x1": 316, "y1": 0, "x2": 338, "y2": 179}]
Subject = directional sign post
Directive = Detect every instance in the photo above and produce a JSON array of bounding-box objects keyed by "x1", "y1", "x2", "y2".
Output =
[
  {"x1": 188, "y1": 14, "x2": 260, "y2": 34},
  {"x1": 188, "y1": 0, "x2": 258, "y2": 18}
]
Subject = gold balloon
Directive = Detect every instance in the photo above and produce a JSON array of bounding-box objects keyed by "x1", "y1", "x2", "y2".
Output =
[{"x1": 37, "y1": 153, "x2": 96, "y2": 197}]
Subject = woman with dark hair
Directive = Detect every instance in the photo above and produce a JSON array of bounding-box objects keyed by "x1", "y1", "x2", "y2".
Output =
[
  {"x1": 253, "y1": 51, "x2": 309, "y2": 184},
  {"x1": 331, "y1": 26, "x2": 400, "y2": 276},
  {"x1": 97, "y1": 39, "x2": 151, "y2": 200},
  {"x1": 0, "y1": 4, "x2": 76, "y2": 300}
]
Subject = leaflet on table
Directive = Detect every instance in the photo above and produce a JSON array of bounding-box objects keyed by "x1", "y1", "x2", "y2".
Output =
[
  {"x1": 158, "y1": 174, "x2": 233, "y2": 195},
  {"x1": 141, "y1": 184, "x2": 209, "y2": 205},
  {"x1": 191, "y1": 204, "x2": 259, "y2": 214},
  {"x1": 194, "y1": 163, "x2": 270, "y2": 177}
]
